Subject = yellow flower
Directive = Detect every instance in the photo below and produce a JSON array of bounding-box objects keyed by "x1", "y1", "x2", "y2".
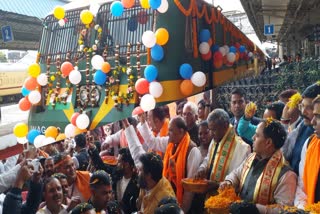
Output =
[
  {"x1": 97, "y1": 27, "x2": 102, "y2": 33},
  {"x1": 265, "y1": 117, "x2": 273, "y2": 127},
  {"x1": 50, "y1": 75, "x2": 55, "y2": 81},
  {"x1": 78, "y1": 40, "x2": 83, "y2": 45},
  {"x1": 288, "y1": 93, "x2": 302, "y2": 109}
]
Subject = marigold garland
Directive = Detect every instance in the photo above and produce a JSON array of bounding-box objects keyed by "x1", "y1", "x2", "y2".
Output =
[
  {"x1": 305, "y1": 201, "x2": 320, "y2": 213},
  {"x1": 205, "y1": 186, "x2": 240, "y2": 209}
]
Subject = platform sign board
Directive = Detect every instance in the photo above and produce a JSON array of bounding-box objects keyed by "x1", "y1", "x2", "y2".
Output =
[
  {"x1": 264, "y1": 24, "x2": 274, "y2": 36},
  {"x1": 1, "y1": 26, "x2": 14, "y2": 42}
]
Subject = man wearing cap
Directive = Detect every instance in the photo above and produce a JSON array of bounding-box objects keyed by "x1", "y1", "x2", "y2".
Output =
[
  {"x1": 54, "y1": 153, "x2": 91, "y2": 202},
  {"x1": 295, "y1": 94, "x2": 320, "y2": 208},
  {"x1": 282, "y1": 82, "x2": 320, "y2": 174}
]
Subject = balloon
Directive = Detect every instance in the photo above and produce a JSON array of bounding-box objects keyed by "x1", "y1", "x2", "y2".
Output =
[
  {"x1": 132, "y1": 106, "x2": 144, "y2": 116},
  {"x1": 199, "y1": 29, "x2": 210, "y2": 42},
  {"x1": 37, "y1": 73, "x2": 48, "y2": 86},
  {"x1": 28, "y1": 90, "x2": 41, "y2": 104},
  {"x1": 140, "y1": 0, "x2": 150, "y2": 9},
  {"x1": 28, "y1": 63, "x2": 41, "y2": 77},
  {"x1": 56, "y1": 133, "x2": 66, "y2": 142},
  {"x1": 94, "y1": 70, "x2": 107, "y2": 85},
  {"x1": 144, "y1": 65, "x2": 158, "y2": 82},
  {"x1": 201, "y1": 51, "x2": 212, "y2": 61},
  {"x1": 13, "y1": 123, "x2": 28, "y2": 138},
  {"x1": 21, "y1": 87, "x2": 30, "y2": 97},
  {"x1": 211, "y1": 44, "x2": 220, "y2": 53},
  {"x1": 65, "y1": 124, "x2": 76, "y2": 138},
  {"x1": 213, "y1": 51, "x2": 223, "y2": 61},
  {"x1": 135, "y1": 78, "x2": 150, "y2": 94},
  {"x1": 223, "y1": 55, "x2": 228, "y2": 64},
  {"x1": 24, "y1": 77, "x2": 38, "y2": 91},
  {"x1": 128, "y1": 16, "x2": 138, "y2": 32},
  {"x1": 69, "y1": 70, "x2": 82, "y2": 85},
  {"x1": 19, "y1": 97, "x2": 31, "y2": 111},
  {"x1": 17, "y1": 137, "x2": 28, "y2": 144},
  {"x1": 151, "y1": 44, "x2": 164, "y2": 61},
  {"x1": 45, "y1": 126, "x2": 59, "y2": 138},
  {"x1": 239, "y1": 45, "x2": 246, "y2": 53},
  {"x1": 179, "y1": 63, "x2": 193, "y2": 79},
  {"x1": 122, "y1": 0, "x2": 135, "y2": 8},
  {"x1": 61, "y1": 61, "x2": 74, "y2": 77},
  {"x1": 140, "y1": 94, "x2": 156, "y2": 111},
  {"x1": 91, "y1": 55, "x2": 104, "y2": 70},
  {"x1": 149, "y1": 81, "x2": 163, "y2": 98},
  {"x1": 111, "y1": 1, "x2": 124, "y2": 17},
  {"x1": 71, "y1": 112, "x2": 80, "y2": 126},
  {"x1": 76, "y1": 114, "x2": 90, "y2": 130},
  {"x1": 101, "y1": 62, "x2": 111, "y2": 73},
  {"x1": 43, "y1": 137, "x2": 55, "y2": 146},
  {"x1": 137, "y1": 11, "x2": 148, "y2": 24},
  {"x1": 223, "y1": 45, "x2": 230, "y2": 54},
  {"x1": 219, "y1": 47, "x2": 226, "y2": 56},
  {"x1": 27, "y1": 129, "x2": 41, "y2": 144},
  {"x1": 248, "y1": 52, "x2": 253, "y2": 58},
  {"x1": 213, "y1": 60, "x2": 223, "y2": 69},
  {"x1": 229, "y1": 46, "x2": 236, "y2": 53},
  {"x1": 34, "y1": 135, "x2": 45, "y2": 148},
  {"x1": 180, "y1": 80, "x2": 193, "y2": 96},
  {"x1": 191, "y1": 71, "x2": 206, "y2": 87},
  {"x1": 227, "y1": 52, "x2": 236, "y2": 63},
  {"x1": 53, "y1": 6, "x2": 65, "y2": 20},
  {"x1": 142, "y1": 31, "x2": 156, "y2": 48},
  {"x1": 235, "y1": 42, "x2": 241, "y2": 49},
  {"x1": 155, "y1": 28, "x2": 169, "y2": 45},
  {"x1": 58, "y1": 19, "x2": 65, "y2": 27},
  {"x1": 80, "y1": 10, "x2": 94, "y2": 25},
  {"x1": 199, "y1": 42, "x2": 210, "y2": 54},
  {"x1": 157, "y1": 0, "x2": 168, "y2": 13},
  {"x1": 149, "y1": 0, "x2": 161, "y2": 9}
]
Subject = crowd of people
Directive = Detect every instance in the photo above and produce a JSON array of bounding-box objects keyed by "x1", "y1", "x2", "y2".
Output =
[{"x1": 0, "y1": 81, "x2": 319, "y2": 214}]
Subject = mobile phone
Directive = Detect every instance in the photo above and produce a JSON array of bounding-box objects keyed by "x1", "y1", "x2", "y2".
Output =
[{"x1": 31, "y1": 159, "x2": 40, "y2": 172}]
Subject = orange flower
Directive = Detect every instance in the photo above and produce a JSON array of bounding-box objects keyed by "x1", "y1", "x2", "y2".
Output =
[
  {"x1": 205, "y1": 186, "x2": 240, "y2": 209},
  {"x1": 305, "y1": 201, "x2": 320, "y2": 213}
]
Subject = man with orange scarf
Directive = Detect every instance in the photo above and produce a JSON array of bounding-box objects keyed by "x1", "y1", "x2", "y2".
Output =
[
  {"x1": 295, "y1": 95, "x2": 320, "y2": 208},
  {"x1": 55, "y1": 154, "x2": 91, "y2": 202},
  {"x1": 124, "y1": 117, "x2": 202, "y2": 213},
  {"x1": 220, "y1": 119, "x2": 297, "y2": 213}
]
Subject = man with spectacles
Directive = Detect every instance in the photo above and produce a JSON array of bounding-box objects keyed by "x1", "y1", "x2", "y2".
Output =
[{"x1": 282, "y1": 82, "x2": 320, "y2": 174}]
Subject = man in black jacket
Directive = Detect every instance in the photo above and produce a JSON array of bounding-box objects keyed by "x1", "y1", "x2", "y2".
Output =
[{"x1": 74, "y1": 134, "x2": 90, "y2": 171}]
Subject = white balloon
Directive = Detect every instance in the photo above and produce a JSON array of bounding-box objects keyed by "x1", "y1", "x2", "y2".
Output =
[
  {"x1": 43, "y1": 137, "x2": 55, "y2": 146},
  {"x1": 69, "y1": 70, "x2": 82, "y2": 85},
  {"x1": 223, "y1": 45, "x2": 230, "y2": 54},
  {"x1": 76, "y1": 114, "x2": 90, "y2": 130},
  {"x1": 157, "y1": 0, "x2": 169, "y2": 13},
  {"x1": 140, "y1": 94, "x2": 156, "y2": 111},
  {"x1": 17, "y1": 137, "x2": 28, "y2": 144},
  {"x1": 149, "y1": 82, "x2": 163, "y2": 98},
  {"x1": 34, "y1": 135, "x2": 45, "y2": 148},
  {"x1": 248, "y1": 52, "x2": 253, "y2": 58},
  {"x1": 65, "y1": 124, "x2": 76, "y2": 138},
  {"x1": 58, "y1": 19, "x2": 65, "y2": 27},
  {"x1": 227, "y1": 52, "x2": 236, "y2": 63},
  {"x1": 142, "y1": 31, "x2": 156, "y2": 48},
  {"x1": 219, "y1": 47, "x2": 226, "y2": 56},
  {"x1": 91, "y1": 55, "x2": 104, "y2": 70},
  {"x1": 89, "y1": 2, "x2": 100, "y2": 16},
  {"x1": 199, "y1": 42, "x2": 210, "y2": 54},
  {"x1": 28, "y1": 90, "x2": 41, "y2": 104},
  {"x1": 191, "y1": 71, "x2": 206, "y2": 87},
  {"x1": 37, "y1": 73, "x2": 48, "y2": 86}
]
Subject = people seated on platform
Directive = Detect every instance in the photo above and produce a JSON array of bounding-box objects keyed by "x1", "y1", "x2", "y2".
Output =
[
  {"x1": 124, "y1": 116, "x2": 202, "y2": 213},
  {"x1": 197, "y1": 120, "x2": 212, "y2": 160},
  {"x1": 112, "y1": 147, "x2": 139, "y2": 214},
  {"x1": 136, "y1": 153, "x2": 176, "y2": 214},
  {"x1": 74, "y1": 134, "x2": 90, "y2": 171},
  {"x1": 229, "y1": 88, "x2": 260, "y2": 145},
  {"x1": 220, "y1": 119, "x2": 297, "y2": 213},
  {"x1": 237, "y1": 101, "x2": 285, "y2": 145},
  {"x1": 88, "y1": 170, "x2": 113, "y2": 213},
  {"x1": 54, "y1": 153, "x2": 91, "y2": 202},
  {"x1": 182, "y1": 102, "x2": 199, "y2": 146},
  {"x1": 282, "y1": 82, "x2": 320, "y2": 174},
  {"x1": 295, "y1": 95, "x2": 320, "y2": 208}
]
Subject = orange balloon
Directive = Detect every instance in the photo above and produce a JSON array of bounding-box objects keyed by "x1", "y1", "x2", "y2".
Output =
[
  {"x1": 19, "y1": 97, "x2": 31, "y2": 111},
  {"x1": 45, "y1": 126, "x2": 59, "y2": 138},
  {"x1": 61, "y1": 62, "x2": 74, "y2": 77},
  {"x1": 155, "y1": 28, "x2": 169, "y2": 46},
  {"x1": 122, "y1": 0, "x2": 135, "y2": 8},
  {"x1": 135, "y1": 78, "x2": 149, "y2": 95},
  {"x1": 24, "y1": 77, "x2": 38, "y2": 91},
  {"x1": 214, "y1": 60, "x2": 223, "y2": 69},
  {"x1": 101, "y1": 62, "x2": 111, "y2": 73},
  {"x1": 180, "y1": 80, "x2": 194, "y2": 96}
]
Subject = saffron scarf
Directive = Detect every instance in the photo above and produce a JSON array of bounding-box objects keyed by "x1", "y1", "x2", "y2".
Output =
[
  {"x1": 162, "y1": 132, "x2": 190, "y2": 204},
  {"x1": 208, "y1": 126, "x2": 237, "y2": 182},
  {"x1": 75, "y1": 171, "x2": 91, "y2": 201},
  {"x1": 150, "y1": 119, "x2": 169, "y2": 158},
  {"x1": 120, "y1": 129, "x2": 144, "y2": 147},
  {"x1": 240, "y1": 150, "x2": 285, "y2": 205},
  {"x1": 303, "y1": 135, "x2": 320, "y2": 205}
]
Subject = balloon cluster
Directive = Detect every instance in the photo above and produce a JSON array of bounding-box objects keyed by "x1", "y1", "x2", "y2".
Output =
[
  {"x1": 179, "y1": 63, "x2": 206, "y2": 96},
  {"x1": 140, "y1": 0, "x2": 168, "y2": 12},
  {"x1": 53, "y1": 6, "x2": 67, "y2": 27},
  {"x1": 199, "y1": 29, "x2": 212, "y2": 61},
  {"x1": 91, "y1": 55, "x2": 111, "y2": 85}
]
